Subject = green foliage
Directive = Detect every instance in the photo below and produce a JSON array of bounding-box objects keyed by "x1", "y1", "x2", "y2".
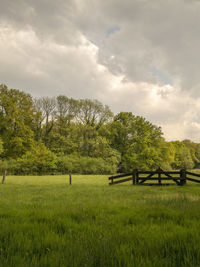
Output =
[
  {"x1": 76, "y1": 99, "x2": 113, "y2": 127},
  {"x1": 0, "y1": 138, "x2": 3, "y2": 156},
  {"x1": 110, "y1": 112, "x2": 169, "y2": 171},
  {"x1": 1, "y1": 84, "x2": 200, "y2": 173},
  {"x1": 13, "y1": 142, "x2": 57, "y2": 175},
  {"x1": 183, "y1": 139, "x2": 200, "y2": 168},
  {"x1": 47, "y1": 131, "x2": 79, "y2": 155},
  {"x1": 77, "y1": 125, "x2": 117, "y2": 158},
  {"x1": 0, "y1": 84, "x2": 35, "y2": 158},
  {"x1": 3, "y1": 153, "x2": 118, "y2": 175},
  {"x1": 170, "y1": 141, "x2": 194, "y2": 169},
  {"x1": 56, "y1": 155, "x2": 118, "y2": 174}
]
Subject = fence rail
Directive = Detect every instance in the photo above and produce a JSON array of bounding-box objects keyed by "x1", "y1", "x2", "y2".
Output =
[
  {"x1": 109, "y1": 168, "x2": 200, "y2": 186},
  {"x1": 186, "y1": 171, "x2": 200, "y2": 178}
]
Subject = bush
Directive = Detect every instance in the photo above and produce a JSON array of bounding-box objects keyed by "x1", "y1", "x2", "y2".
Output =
[
  {"x1": 0, "y1": 154, "x2": 118, "y2": 175},
  {"x1": 3, "y1": 143, "x2": 57, "y2": 175},
  {"x1": 56, "y1": 155, "x2": 117, "y2": 174}
]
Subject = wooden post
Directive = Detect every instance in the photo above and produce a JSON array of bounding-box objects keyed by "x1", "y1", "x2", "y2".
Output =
[
  {"x1": 2, "y1": 169, "x2": 7, "y2": 184},
  {"x1": 132, "y1": 170, "x2": 136, "y2": 185},
  {"x1": 136, "y1": 169, "x2": 139, "y2": 184},
  {"x1": 69, "y1": 173, "x2": 72, "y2": 185},
  {"x1": 157, "y1": 167, "x2": 161, "y2": 185},
  {"x1": 183, "y1": 169, "x2": 187, "y2": 185},
  {"x1": 180, "y1": 169, "x2": 186, "y2": 186}
]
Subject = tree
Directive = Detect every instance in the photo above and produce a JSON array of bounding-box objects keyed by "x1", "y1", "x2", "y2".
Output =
[
  {"x1": 53, "y1": 96, "x2": 79, "y2": 151},
  {"x1": 182, "y1": 139, "x2": 200, "y2": 168},
  {"x1": 76, "y1": 99, "x2": 113, "y2": 128},
  {"x1": 56, "y1": 95, "x2": 78, "y2": 125},
  {"x1": 47, "y1": 98, "x2": 115, "y2": 159},
  {"x1": 110, "y1": 112, "x2": 169, "y2": 171},
  {"x1": 46, "y1": 123, "x2": 79, "y2": 155},
  {"x1": 170, "y1": 141, "x2": 194, "y2": 169},
  {"x1": 0, "y1": 84, "x2": 35, "y2": 158},
  {"x1": 76, "y1": 124, "x2": 119, "y2": 160},
  {"x1": 34, "y1": 97, "x2": 56, "y2": 145},
  {"x1": 1, "y1": 84, "x2": 200, "y2": 174},
  {"x1": 159, "y1": 141, "x2": 175, "y2": 170},
  {"x1": 194, "y1": 143, "x2": 200, "y2": 168}
]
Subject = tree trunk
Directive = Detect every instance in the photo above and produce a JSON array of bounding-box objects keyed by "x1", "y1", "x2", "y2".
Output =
[{"x1": 2, "y1": 170, "x2": 7, "y2": 184}]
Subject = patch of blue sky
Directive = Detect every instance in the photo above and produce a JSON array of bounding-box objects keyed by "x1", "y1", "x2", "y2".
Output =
[
  {"x1": 106, "y1": 25, "x2": 120, "y2": 38},
  {"x1": 152, "y1": 66, "x2": 173, "y2": 86}
]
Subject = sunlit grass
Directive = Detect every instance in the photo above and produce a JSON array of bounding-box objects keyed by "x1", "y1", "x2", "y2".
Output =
[{"x1": 1, "y1": 175, "x2": 200, "y2": 266}]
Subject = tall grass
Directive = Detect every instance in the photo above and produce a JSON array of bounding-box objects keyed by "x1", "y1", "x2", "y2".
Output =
[{"x1": 1, "y1": 175, "x2": 200, "y2": 266}]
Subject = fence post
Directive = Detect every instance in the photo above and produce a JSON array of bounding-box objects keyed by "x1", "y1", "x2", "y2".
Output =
[
  {"x1": 135, "y1": 169, "x2": 139, "y2": 184},
  {"x1": 2, "y1": 169, "x2": 7, "y2": 184},
  {"x1": 69, "y1": 173, "x2": 72, "y2": 185},
  {"x1": 132, "y1": 170, "x2": 136, "y2": 185},
  {"x1": 180, "y1": 169, "x2": 186, "y2": 186},
  {"x1": 157, "y1": 167, "x2": 161, "y2": 185}
]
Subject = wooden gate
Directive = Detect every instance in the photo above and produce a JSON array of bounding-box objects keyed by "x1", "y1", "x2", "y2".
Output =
[{"x1": 109, "y1": 168, "x2": 200, "y2": 186}]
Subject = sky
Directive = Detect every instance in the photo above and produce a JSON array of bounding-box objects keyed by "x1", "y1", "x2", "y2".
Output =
[{"x1": 1, "y1": 0, "x2": 200, "y2": 141}]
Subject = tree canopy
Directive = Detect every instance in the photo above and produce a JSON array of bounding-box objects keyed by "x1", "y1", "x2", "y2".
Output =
[{"x1": 0, "y1": 84, "x2": 199, "y2": 174}]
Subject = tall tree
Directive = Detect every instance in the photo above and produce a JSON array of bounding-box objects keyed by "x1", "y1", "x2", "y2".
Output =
[
  {"x1": 76, "y1": 99, "x2": 113, "y2": 128},
  {"x1": 0, "y1": 84, "x2": 36, "y2": 158},
  {"x1": 182, "y1": 139, "x2": 200, "y2": 168},
  {"x1": 170, "y1": 141, "x2": 194, "y2": 169},
  {"x1": 34, "y1": 97, "x2": 56, "y2": 145},
  {"x1": 110, "y1": 112, "x2": 168, "y2": 171}
]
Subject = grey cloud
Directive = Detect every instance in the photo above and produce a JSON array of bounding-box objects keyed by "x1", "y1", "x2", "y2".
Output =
[
  {"x1": 0, "y1": 0, "x2": 80, "y2": 45},
  {"x1": 74, "y1": 0, "x2": 200, "y2": 92},
  {"x1": 2, "y1": 0, "x2": 200, "y2": 91},
  {"x1": 1, "y1": 0, "x2": 200, "y2": 141},
  {"x1": 0, "y1": 24, "x2": 110, "y2": 99}
]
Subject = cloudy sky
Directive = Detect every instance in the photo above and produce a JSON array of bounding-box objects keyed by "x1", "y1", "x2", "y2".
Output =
[{"x1": 1, "y1": 0, "x2": 200, "y2": 141}]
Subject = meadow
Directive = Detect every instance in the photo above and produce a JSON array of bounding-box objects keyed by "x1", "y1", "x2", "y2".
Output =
[{"x1": 1, "y1": 175, "x2": 200, "y2": 267}]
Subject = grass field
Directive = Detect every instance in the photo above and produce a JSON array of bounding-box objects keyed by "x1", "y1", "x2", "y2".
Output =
[{"x1": 1, "y1": 175, "x2": 200, "y2": 267}]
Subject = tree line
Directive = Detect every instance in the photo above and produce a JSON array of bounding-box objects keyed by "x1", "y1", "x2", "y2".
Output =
[{"x1": 0, "y1": 84, "x2": 199, "y2": 175}]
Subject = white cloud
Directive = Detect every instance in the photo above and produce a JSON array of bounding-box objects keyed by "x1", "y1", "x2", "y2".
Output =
[{"x1": 0, "y1": 24, "x2": 112, "y2": 98}]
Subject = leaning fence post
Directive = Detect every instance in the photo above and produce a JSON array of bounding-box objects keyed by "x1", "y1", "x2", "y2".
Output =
[
  {"x1": 2, "y1": 169, "x2": 7, "y2": 184},
  {"x1": 69, "y1": 173, "x2": 72, "y2": 185}
]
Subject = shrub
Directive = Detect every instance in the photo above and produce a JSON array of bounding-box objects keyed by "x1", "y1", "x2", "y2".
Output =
[
  {"x1": 56, "y1": 155, "x2": 117, "y2": 174},
  {"x1": 0, "y1": 153, "x2": 118, "y2": 175},
  {"x1": 12, "y1": 142, "x2": 57, "y2": 175}
]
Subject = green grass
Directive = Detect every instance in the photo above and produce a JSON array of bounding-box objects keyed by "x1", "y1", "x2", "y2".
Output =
[{"x1": 1, "y1": 175, "x2": 200, "y2": 266}]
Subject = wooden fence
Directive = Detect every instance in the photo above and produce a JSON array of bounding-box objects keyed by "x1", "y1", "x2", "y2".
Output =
[{"x1": 109, "y1": 168, "x2": 200, "y2": 186}]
